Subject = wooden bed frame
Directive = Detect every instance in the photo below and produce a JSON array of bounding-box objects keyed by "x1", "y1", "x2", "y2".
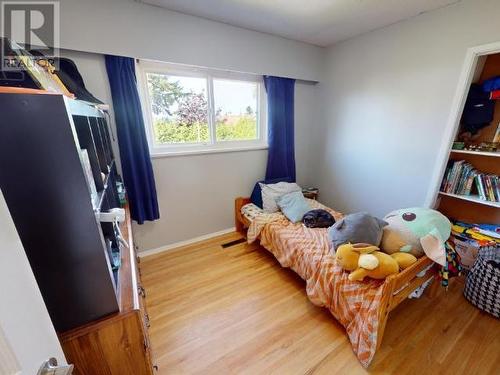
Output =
[{"x1": 235, "y1": 197, "x2": 439, "y2": 351}]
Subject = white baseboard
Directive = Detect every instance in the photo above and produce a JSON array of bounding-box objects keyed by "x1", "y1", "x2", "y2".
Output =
[{"x1": 138, "y1": 227, "x2": 236, "y2": 258}]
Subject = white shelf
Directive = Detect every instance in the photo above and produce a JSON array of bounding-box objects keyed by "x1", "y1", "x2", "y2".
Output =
[
  {"x1": 450, "y1": 149, "x2": 500, "y2": 157},
  {"x1": 66, "y1": 97, "x2": 105, "y2": 118},
  {"x1": 439, "y1": 192, "x2": 500, "y2": 208}
]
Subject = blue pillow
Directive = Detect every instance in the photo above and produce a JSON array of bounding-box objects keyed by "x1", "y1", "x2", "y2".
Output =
[
  {"x1": 250, "y1": 177, "x2": 292, "y2": 208},
  {"x1": 276, "y1": 191, "x2": 311, "y2": 223}
]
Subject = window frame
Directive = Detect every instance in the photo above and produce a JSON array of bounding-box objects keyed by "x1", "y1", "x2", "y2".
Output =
[{"x1": 136, "y1": 60, "x2": 267, "y2": 157}]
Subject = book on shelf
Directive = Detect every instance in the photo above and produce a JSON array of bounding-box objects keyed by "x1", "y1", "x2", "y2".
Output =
[{"x1": 440, "y1": 159, "x2": 499, "y2": 202}]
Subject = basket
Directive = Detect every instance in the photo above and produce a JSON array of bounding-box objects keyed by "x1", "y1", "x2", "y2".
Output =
[{"x1": 463, "y1": 245, "x2": 500, "y2": 318}]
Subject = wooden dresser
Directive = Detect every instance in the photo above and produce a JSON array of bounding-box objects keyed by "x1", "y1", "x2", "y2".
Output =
[{"x1": 59, "y1": 206, "x2": 156, "y2": 374}]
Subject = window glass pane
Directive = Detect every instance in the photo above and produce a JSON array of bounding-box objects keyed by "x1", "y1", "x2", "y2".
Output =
[
  {"x1": 146, "y1": 73, "x2": 209, "y2": 144},
  {"x1": 213, "y1": 79, "x2": 258, "y2": 141}
]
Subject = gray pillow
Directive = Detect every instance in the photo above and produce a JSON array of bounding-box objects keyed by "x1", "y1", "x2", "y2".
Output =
[
  {"x1": 328, "y1": 212, "x2": 388, "y2": 251},
  {"x1": 259, "y1": 181, "x2": 302, "y2": 213}
]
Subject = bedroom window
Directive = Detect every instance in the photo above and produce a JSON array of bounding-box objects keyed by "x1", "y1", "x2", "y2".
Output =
[{"x1": 137, "y1": 60, "x2": 267, "y2": 156}]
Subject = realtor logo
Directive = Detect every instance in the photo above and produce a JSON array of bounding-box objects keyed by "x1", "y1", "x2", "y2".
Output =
[{"x1": 1, "y1": 1, "x2": 59, "y2": 69}]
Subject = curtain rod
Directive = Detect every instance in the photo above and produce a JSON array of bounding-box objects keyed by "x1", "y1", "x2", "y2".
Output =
[{"x1": 135, "y1": 58, "x2": 319, "y2": 85}]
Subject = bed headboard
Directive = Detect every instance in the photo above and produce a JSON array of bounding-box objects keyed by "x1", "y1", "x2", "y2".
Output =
[{"x1": 235, "y1": 197, "x2": 251, "y2": 234}]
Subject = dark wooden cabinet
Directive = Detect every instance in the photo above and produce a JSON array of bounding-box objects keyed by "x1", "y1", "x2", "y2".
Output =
[
  {"x1": 0, "y1": 93, "x2": 119, "y2": 331},
  {"x1": 0, "y1": 91, "x2": 155, "y2": 374}
]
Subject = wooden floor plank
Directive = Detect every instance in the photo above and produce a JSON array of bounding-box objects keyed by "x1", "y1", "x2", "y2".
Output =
[{"x1": 140, "y1": 233, "x2": 500, "y2": 375}]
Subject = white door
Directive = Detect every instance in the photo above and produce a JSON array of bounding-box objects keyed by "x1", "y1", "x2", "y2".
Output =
[{"x1": 0, "y1": 190, "x2": 67, "y2": 375}]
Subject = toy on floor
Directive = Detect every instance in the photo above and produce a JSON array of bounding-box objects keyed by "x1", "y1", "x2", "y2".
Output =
[
  {"x1": 336, "y1": 243, "x2": 417, "y2": 281},
  {"x1": 328, "y1": 212, "x2": 387, "y2": 251},
  {"x1": 381, "y1": 207, "x2": 451, "y2": 266}
]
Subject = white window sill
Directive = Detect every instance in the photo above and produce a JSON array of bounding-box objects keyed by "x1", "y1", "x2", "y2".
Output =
[{"x1": 150, "y1": 144, "x2": 268, "y2": 158}]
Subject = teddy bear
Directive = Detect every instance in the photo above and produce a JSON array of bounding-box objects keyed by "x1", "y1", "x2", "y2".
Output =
[
  {"x1": 336, "y1": 243, "x2": 417, "y2": 281},
  {"x1": 380, "y1": 207, "x2": 451, "y2": 266}
]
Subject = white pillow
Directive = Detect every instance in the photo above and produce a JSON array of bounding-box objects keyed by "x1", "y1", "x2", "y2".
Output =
[{"x1": 259, "y1": 182, "x2": 302, "y2": 213}]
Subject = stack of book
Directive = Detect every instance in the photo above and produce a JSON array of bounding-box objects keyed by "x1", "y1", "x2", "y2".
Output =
[
  {"x1": 451, "y1": 221, "x2": 499, "y2": 270},
  {"x1": 440, "y1": 160, "x2": 500, "y2": 202}
]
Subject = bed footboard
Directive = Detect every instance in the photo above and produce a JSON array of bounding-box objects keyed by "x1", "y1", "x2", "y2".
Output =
[
  {"x1": 376, "y1": 255, "x2": 436, "y2": 350},
  {"x1": 387, "y1": 256, "x2": 435, "y2": 311}
]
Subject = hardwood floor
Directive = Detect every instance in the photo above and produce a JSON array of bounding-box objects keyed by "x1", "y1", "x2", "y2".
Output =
[{"x1": 140, "y1": 232, "x2": 500, "y2": 375}]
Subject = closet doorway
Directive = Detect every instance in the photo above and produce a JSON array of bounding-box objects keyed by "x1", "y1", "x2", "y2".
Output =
[{"x1": 427, "y1": 42, "x2": 500, "y2": 225}]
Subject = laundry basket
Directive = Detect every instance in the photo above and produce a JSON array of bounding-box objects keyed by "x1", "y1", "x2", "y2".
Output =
[{"x1": 463, "y1": 245, "x2": 500, "y2": 318}]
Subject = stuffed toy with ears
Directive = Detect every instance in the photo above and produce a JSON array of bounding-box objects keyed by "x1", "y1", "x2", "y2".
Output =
[
  {"x1": 336, "y1": 243, "x2": 417, "y2": 281},
  {"x1": 328, "y1": 212, "x2": 388, "y2": 251},
  {"x1": 380, "y1": 207, "x2": 451, "y2": 266}
]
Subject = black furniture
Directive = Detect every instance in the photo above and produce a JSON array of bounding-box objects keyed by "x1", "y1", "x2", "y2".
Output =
[{"x1": 0, "y1": 92, "x2": 122, "y2": 332}]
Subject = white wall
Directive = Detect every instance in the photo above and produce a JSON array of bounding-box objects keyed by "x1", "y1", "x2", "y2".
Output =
[
  {"x1": 318, "y1": 0, "x2": 500, "y2": 217},
  {"x1": 58, "y1": 0, "x2": 324, "y2": 252},
  {"x1": 134, "y1": 82, "x2": 320, "y2": 251},
  {"x1": 0, "y1": 191, "x2": 66, "y2": 374},
  {"x1": 58, "y1": 0, "x2": 323, "y2": 82}
]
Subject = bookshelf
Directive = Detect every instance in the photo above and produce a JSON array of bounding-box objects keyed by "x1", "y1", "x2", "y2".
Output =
[
  {"x1": 436, "y1": 53, "x2": 500, "y2": 224},
  {"x1": 0, "y1": 36, "x2": 156, "y2": 372},
  {"x1": 450, "y1": 149, "x2": 500, "y2": 158},
  {"x1": 438, "y1": 192, "x2": 500, "y2": 209},
  {"x1": 0, "y1": 92, "x2": 156, "y2": 374},
  {"x1": 0, "y1": 92, "x2": 121, "y2": 331}
]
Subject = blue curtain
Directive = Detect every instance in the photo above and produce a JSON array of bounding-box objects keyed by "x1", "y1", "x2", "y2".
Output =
[
  {"x1": 105, "y1": 55, "x2": 159, "y2": 224},
  {"x1": 263, "y1": 76, "x2": 296, "y2": 182}
]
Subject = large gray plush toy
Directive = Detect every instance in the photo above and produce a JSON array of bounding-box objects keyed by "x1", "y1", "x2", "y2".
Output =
[{"x1": 328, "y1": 212, "x2": 388, "y2": 251}]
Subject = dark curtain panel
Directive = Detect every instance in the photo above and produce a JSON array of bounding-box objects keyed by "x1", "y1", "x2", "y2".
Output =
[
  {"x1": 263, "y1": 76, "x2": 296, "y2": 182},
  {"x1": 105, "y1": 55, "x2": 159, "y2": 224}
]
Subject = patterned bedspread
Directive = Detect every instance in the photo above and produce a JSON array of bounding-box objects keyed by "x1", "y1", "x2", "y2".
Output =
[{"x1": 246, "y1": 200, "x2": 387, "y2": 367}]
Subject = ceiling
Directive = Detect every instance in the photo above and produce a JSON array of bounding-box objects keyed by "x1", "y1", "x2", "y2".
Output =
[{"x1": 140, "y1": 0, "x2": 461, "y2": 47}]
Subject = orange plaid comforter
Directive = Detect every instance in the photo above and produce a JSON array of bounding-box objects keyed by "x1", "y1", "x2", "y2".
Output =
[{"x1": 247, "y1": 201, "x2": 386, "y2": 367}]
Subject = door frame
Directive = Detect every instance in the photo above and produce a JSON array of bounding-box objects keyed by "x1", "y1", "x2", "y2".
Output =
[{"x1": 425, "y1": 41, "x2": 500, "y2": 207}]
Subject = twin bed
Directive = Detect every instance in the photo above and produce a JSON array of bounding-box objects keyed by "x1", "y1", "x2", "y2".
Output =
[{"x1": 235, "y1": 197, "x2": 438, "y2": 367}]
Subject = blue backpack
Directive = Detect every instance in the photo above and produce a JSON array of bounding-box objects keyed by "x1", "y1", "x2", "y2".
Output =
[{"x1": 462, "y1": 84, "x2": 495, "y2": 132}]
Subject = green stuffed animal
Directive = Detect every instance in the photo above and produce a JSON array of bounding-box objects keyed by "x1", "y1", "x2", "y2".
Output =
[{"x1": 381, "y1": 207, "x2": 451, "y2": 266}]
